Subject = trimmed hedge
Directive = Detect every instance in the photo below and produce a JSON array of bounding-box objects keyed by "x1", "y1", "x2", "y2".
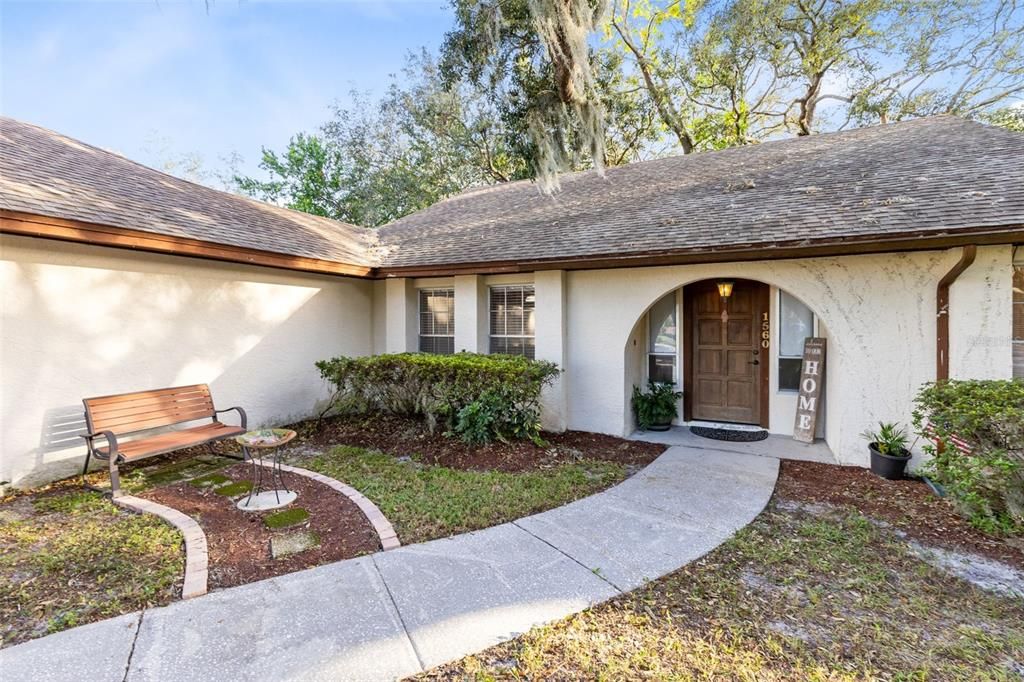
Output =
[
  {"x1": 316, "y1": 353, "x2": 560, "y2": 444},
  {"x1": 912, "y1": 380, "x2": 1024, "y2": 535}
]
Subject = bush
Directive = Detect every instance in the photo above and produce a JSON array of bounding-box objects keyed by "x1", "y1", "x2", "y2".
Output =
[
  {"x1": 316, "y1": 353, "x2": 559, "y2": 444},
  {"x1": 912, "y1": 380, "x2": 1024, "y2": 535},
  {"x1": 632, "y1": 381, "x2": 682, "y2": 430}
]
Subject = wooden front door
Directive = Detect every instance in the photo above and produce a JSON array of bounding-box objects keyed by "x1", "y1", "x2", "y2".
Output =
[{"x1": 685, "y1": 280, "x2": 769, "y2": 426}]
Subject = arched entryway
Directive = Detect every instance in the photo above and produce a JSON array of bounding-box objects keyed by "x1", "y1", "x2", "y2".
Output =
[{"x1": 624, "y1": 277, "x2": 825, "y2": 436}]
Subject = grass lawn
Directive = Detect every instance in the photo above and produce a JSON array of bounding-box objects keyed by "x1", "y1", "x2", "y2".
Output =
[
  {"x1": 0, "y1": 487, "x2": 182, "y2": 648},
  {"x1": 420, "y1": 493, "x2": 1024, "y2": 679},
  {"x1": 304, "y1": 445, "x2": 628, "y2": 544}
]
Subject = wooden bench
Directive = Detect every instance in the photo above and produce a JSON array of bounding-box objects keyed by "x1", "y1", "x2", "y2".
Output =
[{"x1": 81, "y1": 384, "x2": 247, "y2": 497}]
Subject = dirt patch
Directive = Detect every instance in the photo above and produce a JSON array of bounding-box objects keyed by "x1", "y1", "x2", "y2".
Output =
[
  {"x1": 776, "y1": 460, "x2": 1024, "y2": 567},
  {"x1": 286, "y1": 414, "x2": 665, "y2": 472},
  {"x1": 139, "y1": 463, "x2": 379, "y2": 589}
]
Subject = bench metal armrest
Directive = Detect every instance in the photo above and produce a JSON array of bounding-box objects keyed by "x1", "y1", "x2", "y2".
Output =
[
  {"x1": 214, "y1": 406, "x2": 247, "y2": 429},
  {"x1": 80, "y1": 430, "x2": 119, "y2": 460}
]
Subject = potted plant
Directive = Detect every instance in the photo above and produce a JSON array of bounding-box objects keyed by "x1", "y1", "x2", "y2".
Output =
[
  {"x1": 632, "y1": 380, "x2": 683, "y2": 431},
  {"x1": 861, "y1": 421, "x2": 912, "y2": 480}
]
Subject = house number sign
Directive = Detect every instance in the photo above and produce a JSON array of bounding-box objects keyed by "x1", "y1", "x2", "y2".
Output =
[
  {"x1": 760, "y1": 312, "x2": 770, "y2": 349},
  {"x1": 792, "y1": 337, "x2": 826, "y2": 444}
]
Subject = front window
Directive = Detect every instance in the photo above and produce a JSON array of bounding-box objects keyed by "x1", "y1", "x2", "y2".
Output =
[
  {"x1": 778, "y1": 291, "x2": 815, "y2": 390},
  {"x1": 647, "y1": 292, "x2": 677, "y2": 384},
  {"x1": 419, "y1": 288, "x2": 455, "y2": 354},
  {"x1": 489, "y1": 285, "x2": 536, "y2": 358}
]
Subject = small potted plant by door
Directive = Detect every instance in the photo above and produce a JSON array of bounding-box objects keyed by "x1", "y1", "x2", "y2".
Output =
[
  {"x1": 861, "y1": 421, "x2": 912, "y2": 480},
  {"x1": 632, "y1": 380, "x2": 683, "y2": 431}
]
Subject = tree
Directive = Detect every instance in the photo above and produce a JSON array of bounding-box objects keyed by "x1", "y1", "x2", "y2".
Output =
[
  {"x1": 236, "y1": 51, "x2": 532, "y2": 226},
  {"x1": 607, "y1": 0, "x2": 1024, "y2": 147},
  {"x1": 982, "y1": 104, "x2": 1024, "y2": 131},
  {"x1": 442, "y1": 0, "x2": 665, "y2": 189}
]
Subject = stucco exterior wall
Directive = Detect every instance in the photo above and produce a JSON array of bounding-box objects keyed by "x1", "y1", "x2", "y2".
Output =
[
  {"x1": 3, "y1": 233, "x2": 1012, "y2": 487},
  {"x1": 565, "y1": 246, "x2": 1013, "y2": 466},
  {"x1": 0, "y1": 235, "x2": 373, "y2": 488}
]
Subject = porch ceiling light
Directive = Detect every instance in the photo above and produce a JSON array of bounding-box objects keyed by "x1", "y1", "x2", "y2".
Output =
[{"x1": 717, "y1": 281, "x2": 735, "y2": 299}]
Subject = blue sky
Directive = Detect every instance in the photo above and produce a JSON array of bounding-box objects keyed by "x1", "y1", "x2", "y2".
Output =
[{"x1": 1, "y1": 1, "x2": 454, "y2": 181}]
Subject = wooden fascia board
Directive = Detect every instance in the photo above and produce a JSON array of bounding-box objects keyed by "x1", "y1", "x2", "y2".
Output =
[
  {"x1": 3, "y1": 209, "x2": 1021, "y2": 280},
  {"x1": 0, "y1": 210, "x2": 374, "y2": 278},
  {"x1": 375, "y1": 226, "x2": 1024, "y2": 278}
]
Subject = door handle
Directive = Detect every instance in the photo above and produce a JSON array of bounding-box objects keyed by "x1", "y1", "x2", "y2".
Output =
[{"x1": 748, "y1": 360, "x2": 760, "y2": 365}]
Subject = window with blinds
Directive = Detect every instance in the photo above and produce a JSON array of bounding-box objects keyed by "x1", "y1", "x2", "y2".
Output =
[
  {"x1": 419, "y1": 288, "x2": 455, "y2": 354},
  {"x1": 489, "y1": 285, "x2": 536, "y2": 358}
]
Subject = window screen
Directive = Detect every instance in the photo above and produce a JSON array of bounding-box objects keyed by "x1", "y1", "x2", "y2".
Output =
[
  {"x1": 419, "y1": 288, "x2": 455, "y2": 354},
  {"x1": 778, "y1": 291, "x2": 814, "y2": 390},
  {"x1": 647, "y1": 292, "x2": 677, "y2": 384},
  {"x1": 490, "y1": 285, "x2": 536, "y2": 358}
]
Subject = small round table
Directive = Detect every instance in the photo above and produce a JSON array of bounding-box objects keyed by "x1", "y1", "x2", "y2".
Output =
[{"x1": 235, "y1": 428, "x2": 297, "y2": 510}]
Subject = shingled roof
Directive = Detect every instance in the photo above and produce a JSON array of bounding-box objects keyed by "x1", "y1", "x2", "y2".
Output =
[
  {"x1": 0, "y1": 117, "x2": 376, "y2": 269},
  {"x1": 375, "y1": 115, "x2": 1024, "y2": 270},
  {"x1": 1, "y1": 115, "x2": 1022, "y2": 276}
]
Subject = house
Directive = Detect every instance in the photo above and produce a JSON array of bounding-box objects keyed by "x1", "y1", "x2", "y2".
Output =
[{"x1": 1, "y1": 115, "x2": 1021, "y2": 487}]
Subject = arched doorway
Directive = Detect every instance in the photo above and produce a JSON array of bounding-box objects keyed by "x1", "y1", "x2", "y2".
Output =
[{"x1": 624, "y1": 277, "x2": 824, "y2": 435}]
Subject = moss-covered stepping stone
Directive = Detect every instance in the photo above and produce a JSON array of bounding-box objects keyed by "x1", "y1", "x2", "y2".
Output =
[
  {"x1": 214, "y1": 480, "x2": 253, "y2": 497},
  {"x1": 190, "y1": 473, "x2": 231, "y2": 488},
  {"x1": 264, "y1": 507, "x2": 310, "y2": 530}
]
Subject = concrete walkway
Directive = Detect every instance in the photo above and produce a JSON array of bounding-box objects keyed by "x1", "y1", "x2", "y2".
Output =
[{"x1": 0, "y1": 446, "x2": 779, "y2": 682}]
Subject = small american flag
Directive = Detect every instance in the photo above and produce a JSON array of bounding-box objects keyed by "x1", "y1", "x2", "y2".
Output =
[{"x1": 922, "y1": 422, "x2": 974, "y2": 455}]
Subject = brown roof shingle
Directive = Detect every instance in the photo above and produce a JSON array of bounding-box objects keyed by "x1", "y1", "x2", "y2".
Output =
[
  {"x1": 0, "y1": 117, "x2": 376, "y2": 267},
  {"x1": 2, "y1": 115, "x2": 1022, "y2": 274},
  {"x1": 376, "y1": 115, "x2": 1024, "y2": 268}
]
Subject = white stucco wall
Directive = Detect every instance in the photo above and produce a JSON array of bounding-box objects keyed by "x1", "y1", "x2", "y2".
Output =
[
  {"x1": 5, "y1": 234, "x2": 1011, "y2": 487},
  {"x1": 565, "y1": 246, "x2": 1014, "y2": 466},
  {"x1": 0, "y1": 235, "x2": 373, "y2": 488}
]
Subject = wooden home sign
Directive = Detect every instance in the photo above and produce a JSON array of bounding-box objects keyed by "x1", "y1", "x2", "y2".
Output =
[{"x1": 792, "y1": 337, "x2": 826, "y2": 443}]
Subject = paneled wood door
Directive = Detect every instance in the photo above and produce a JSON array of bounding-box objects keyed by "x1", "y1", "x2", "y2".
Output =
[{"x1": 684, "y1": 280, "x2": 769, "y2": 426}]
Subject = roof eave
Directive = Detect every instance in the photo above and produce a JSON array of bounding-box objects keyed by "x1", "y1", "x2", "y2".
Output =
[
  {"x1": 4, "y1": 209, "x2": 1021, "y2": 280},
  {"x1": 375, "y1": 224, "x2": 1024, "y2": 277},
  {"x1": 0, "y1": 210, "x2": 375, "y2": 279}
]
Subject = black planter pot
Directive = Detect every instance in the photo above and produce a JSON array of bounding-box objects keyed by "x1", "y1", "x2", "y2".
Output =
[
  {"x1": 869, "y1": 443, "x2": 911, "y2": 480},
  {"x1": 647, "y1": 421, "x2": 673, "y2": 432}
]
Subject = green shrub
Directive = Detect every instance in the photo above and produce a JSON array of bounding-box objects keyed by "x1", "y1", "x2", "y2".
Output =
[
  {"x1": 632, "y1": 381, "x2": 682, "y2": 430},
  {"x1": 316, "y1": 353, "x2": 559, "y2": 444},
  {"x1": 912, "y1": 380, "x2": 1024, "y2": 535}
]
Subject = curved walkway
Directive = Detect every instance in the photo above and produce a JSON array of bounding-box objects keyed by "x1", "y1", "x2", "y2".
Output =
[{"x1": 0, "y1": 446, "x2": 778, "y2": 682}]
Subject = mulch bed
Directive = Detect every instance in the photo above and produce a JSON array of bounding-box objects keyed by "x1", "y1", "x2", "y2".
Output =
[
  {"x1": 139, "y1": 463, "x2": 380, "y2": 589},
  {"x1": 288, "y1": 414, "x2": 666, "y2": 473},
  {"x1": 776, "y1": 460, "x2": 1024, "y2": 567}
]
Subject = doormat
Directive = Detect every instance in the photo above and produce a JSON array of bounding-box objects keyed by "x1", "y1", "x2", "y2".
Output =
[{"x1": 690, "y1": 426, "x2": 769, "y2": 442}]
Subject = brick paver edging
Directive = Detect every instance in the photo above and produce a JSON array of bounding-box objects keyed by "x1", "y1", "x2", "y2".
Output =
[
  {"x1": 112, "y1": 495, "x2": 208, "y2": 599},
  {"x1": 256, "y1": 461, "x2": 401, "y2": 550}
]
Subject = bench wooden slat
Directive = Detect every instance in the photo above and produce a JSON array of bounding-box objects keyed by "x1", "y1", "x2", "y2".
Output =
[
  {"x1": 85, "y1": 385, "x2": 216, "y2": 433},
  {"x1": 85, "y1": 392, "x2": 213, "y2": 416},
  {"x1": 93, "y1": 410, "x2": 217, "y2": 435},
  {"x1": 87, "y1": 397, "x2": 214, "y2": 422},
  {"x1": 95, "y1": 422, "x2": 246, "y2": 461},
  {"x1": 88, "y1": 391, "x2": 214, "y2": 411},
  {"x1": 84, "y1": 384, "x2": 210, "y2": 406}
]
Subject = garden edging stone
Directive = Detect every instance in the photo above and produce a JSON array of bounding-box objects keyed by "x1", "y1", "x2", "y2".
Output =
[{"x1": 113, "y1": 494, "x2": 209, "y2": 599}]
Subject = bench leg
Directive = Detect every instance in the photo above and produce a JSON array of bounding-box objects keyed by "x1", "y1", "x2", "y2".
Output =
[
  {"x1": 109, "y1": 457, "x2": 123, "y2": 498},
  {"x1": 80, "y1": 449, "x2": 92, "y2": 487}
]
